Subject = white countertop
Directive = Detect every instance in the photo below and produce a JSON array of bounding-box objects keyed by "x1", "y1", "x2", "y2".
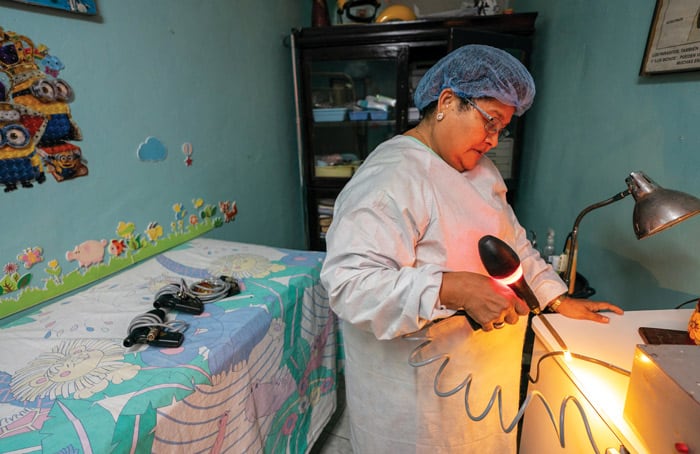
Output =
[
  {"x1": 532, "y1": 308, "x2": 693, "y2": 371},
  {"x1": 530, "y1": 308, "x2": 694, "y2": 454}
]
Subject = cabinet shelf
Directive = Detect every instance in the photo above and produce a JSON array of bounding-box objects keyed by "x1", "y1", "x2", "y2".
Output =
[{"x1": 292, "y1": 14, "x2": 537, "y2": 251}]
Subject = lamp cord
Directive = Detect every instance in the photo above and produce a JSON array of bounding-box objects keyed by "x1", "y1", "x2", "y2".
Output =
[
  {"x1": 675, "y1": 297, "x2": 699, "y2": 309},
  {"x1": 405, "y1": 326, "x2": 630, "y2": 454}
]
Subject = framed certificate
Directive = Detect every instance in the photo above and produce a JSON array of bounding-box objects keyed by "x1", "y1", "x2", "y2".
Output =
[{"x1": 640, "y1": 0, "x2": 700, "y2": 75}]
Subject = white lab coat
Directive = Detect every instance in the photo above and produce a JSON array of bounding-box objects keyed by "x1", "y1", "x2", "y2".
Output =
[{"x1": 321, "y1": 135, "x2": 567, "y2": 453}]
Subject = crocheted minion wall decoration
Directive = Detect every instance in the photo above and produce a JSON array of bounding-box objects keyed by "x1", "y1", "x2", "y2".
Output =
[
  {"x1": 0, "y1": 102, "x2": 48, "y2": 192},
  {"x1": 0, "y1": 27, "x2": 87, "y2": 183}
]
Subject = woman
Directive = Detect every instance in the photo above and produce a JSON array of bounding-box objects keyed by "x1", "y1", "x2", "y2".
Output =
[{"x1": 320, "y1": 44, "x2": 622, "y2": 452}]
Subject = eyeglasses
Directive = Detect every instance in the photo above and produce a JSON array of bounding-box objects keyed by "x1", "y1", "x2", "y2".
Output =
[{"x1": 464, "y1": 98, "x2": 510, "y2": 139}]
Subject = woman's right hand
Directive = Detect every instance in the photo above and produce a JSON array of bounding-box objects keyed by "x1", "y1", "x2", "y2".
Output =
[{"x1": 439, "y1": 271, "x2": 530, "y2": 330}]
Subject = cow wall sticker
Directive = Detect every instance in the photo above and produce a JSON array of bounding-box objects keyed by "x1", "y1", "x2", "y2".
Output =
[{"x1": 0, "y1": 26, "x2": 87, "y2": 192}]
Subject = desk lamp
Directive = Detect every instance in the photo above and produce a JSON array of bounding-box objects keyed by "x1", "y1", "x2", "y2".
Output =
[{"x1": 563, "y1": 171, "x2": 700, "y2": 295}]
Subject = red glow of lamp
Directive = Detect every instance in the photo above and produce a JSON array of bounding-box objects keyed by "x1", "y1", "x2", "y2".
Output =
[{"x1": 479, "y1": 235, "x2": 543, "y2": 315}]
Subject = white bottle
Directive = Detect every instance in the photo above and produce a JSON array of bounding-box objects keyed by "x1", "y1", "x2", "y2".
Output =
[{"x1": 543, "y1": 228, "x2": 556, "y2": 265}]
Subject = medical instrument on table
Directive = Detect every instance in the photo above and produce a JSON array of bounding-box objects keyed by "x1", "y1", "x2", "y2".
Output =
[
  {"x1": 153, "y1": 275, "x2": 240, "y2": 314},
  {"x1": 154, "y1": 283, "x2": 204, "y2": 314},
  {"x1": 189, "y1": 275, "x2": 240, "y2": 302},
  {"x1": 123, "y1": 308, "x2": 187, "y2": 348},
  {"x1": 478, "y1": 234, "x2": 568, "y2": 351},
  {"x1": 125, "y1": 275, "x2": 239, "y2": 348}
]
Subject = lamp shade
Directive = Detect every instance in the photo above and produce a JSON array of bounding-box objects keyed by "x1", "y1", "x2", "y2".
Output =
[{"x1": 626, "y1": 171, "x2": 700, "y2": 239}]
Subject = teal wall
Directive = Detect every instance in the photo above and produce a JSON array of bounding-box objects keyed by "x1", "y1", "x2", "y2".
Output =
[
  {"x1": 0, "y1": 2, "x2": 306, "y2": 286},
  {"x1": 514, "y1": 1, "x2": 700, "y2": 310}
]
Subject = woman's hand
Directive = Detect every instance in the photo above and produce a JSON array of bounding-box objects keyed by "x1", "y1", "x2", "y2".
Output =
[
  {"x1": 553, "y1": 297, "x2": 624, "y2": 323},
  {"x1": 440, "y1": 271, "x2": 530, "y2": 330}
]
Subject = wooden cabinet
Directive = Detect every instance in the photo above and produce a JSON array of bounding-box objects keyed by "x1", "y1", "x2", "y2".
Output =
[{"x1": 291, "y1": 14, "x2": 536, "y2": 250}]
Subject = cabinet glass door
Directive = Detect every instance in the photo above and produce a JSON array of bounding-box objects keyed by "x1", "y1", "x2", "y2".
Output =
[
  {"x1": 300, "y1": 45, "x2": 408, "y2": 250},
  {"x1": 301, "y1": 45, "x2": 407, "y2": 185}
]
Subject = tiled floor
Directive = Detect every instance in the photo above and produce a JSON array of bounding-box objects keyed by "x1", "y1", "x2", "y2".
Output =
[
  {"x1": 310, "y1": 377, "x2": 352, "y2": 454},
  {"x1": 310, "y1": 404, "x2": 352, "y2": 454}
]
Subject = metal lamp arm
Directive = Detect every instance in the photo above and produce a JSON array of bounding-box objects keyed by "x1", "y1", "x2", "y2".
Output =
[{"x1": 563, "y1": 189, "x2": 631, "y2": 295}]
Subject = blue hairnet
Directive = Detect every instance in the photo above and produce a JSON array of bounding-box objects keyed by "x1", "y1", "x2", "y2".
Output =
[{"x1": 413, "y1": 44, "x2": 535, "y2": 116}]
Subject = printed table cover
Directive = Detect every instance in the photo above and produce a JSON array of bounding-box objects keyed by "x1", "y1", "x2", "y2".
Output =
[{"x1": 0, "y1": 238, "x2": 338, "y2": 453}]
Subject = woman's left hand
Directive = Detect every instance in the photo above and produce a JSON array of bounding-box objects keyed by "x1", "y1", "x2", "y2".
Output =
[{"x1": 554, "y1": 297, "x2": 624, "y2": 323}]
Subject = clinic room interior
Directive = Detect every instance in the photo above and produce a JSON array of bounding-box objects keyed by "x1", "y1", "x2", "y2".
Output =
[{"x1": 1, "y1": 1, "x2": 699, "y2": 453}]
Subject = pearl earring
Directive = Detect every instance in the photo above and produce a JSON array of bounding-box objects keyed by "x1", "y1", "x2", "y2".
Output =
[{"x1": 436, "y1": 112, "x2": 444, "y2": 121}]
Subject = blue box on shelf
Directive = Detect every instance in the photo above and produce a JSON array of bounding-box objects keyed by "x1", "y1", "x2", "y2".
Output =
[
  {"x1": 313, "y1": 108, "x2": 347, "y2": 122},
  {"x1": 348, "y1": 110, "x2": 370, "y2": 121},
  {"x1": 369, "y1": 110, "x2": 388, "y2": 120}
]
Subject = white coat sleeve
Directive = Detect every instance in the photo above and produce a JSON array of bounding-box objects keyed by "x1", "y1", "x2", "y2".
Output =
[{"x1": 321, "y1": 189, "x2": 453, "y2": 340}]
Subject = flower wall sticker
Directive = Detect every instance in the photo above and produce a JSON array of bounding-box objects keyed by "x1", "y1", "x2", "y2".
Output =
[{"x1": 0, "y1": 197, "x2": 239, "y2": 320}]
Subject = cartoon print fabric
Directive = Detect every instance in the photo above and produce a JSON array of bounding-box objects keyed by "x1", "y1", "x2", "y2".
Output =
[
  {"x1": 0, "y1": 238, "x2": 337, "y2": 453},
  {"x1": 0, "y1": 26, "x2": 87, "y2": 192}
]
